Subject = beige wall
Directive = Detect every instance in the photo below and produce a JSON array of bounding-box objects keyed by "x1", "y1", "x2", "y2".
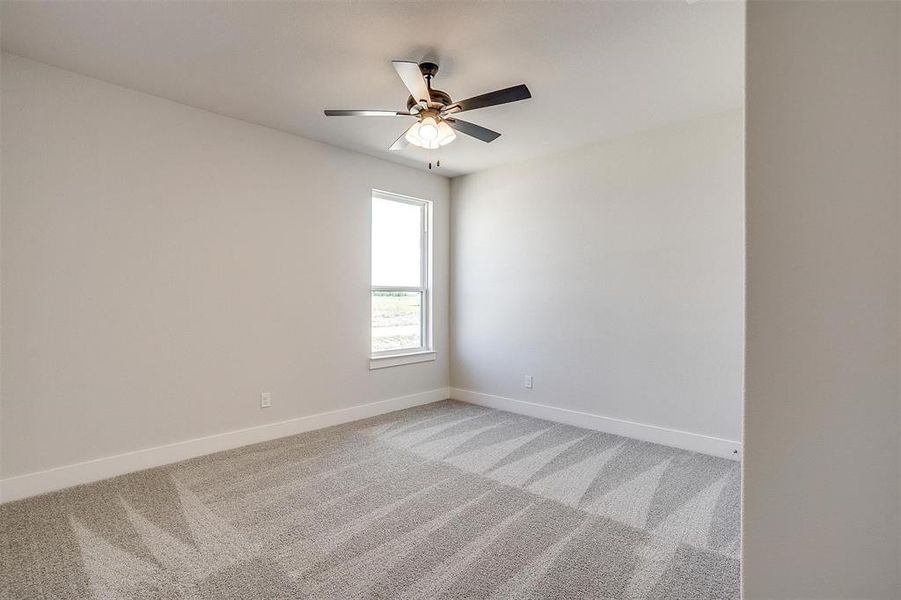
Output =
[
  {"x1": 744, "y1": 2, "x2": 900, "y2": 598},
  {"x1": 0, "y1": 55, "x2": 450, "y2": 478},
  {"x1": 450, "y1": 110, "x2": 745, "y2": 444}
]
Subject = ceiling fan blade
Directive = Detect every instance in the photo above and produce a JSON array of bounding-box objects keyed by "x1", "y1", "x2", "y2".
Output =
[
  {"x1": 444, "y1": 84, "x2": 531, "y2": 115},
  {"x1": 445, "y1": 118, "x2": 501, "y2": 143},
  {"x1": 392, "y1": 61, "x2": 431, "y2": 107},
  {"x1": 389, "y1": 124, "x2": 415, "y2": 151},
  {"x1": 324, "y1": 110, "x2": 413, "y2": 117}
]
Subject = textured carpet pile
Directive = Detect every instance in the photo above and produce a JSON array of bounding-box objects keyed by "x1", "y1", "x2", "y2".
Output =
[{"x1": 0, "y1": 400, "x2": 740, "y2": 598}]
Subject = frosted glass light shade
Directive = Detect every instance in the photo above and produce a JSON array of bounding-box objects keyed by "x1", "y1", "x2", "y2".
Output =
[{"x1": 405, "y1": 117, "x2": 456, "y2": 149}]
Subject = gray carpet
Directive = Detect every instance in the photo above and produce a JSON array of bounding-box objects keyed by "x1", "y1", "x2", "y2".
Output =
[{"x1": 0, "y1": 400, "x2": 740, "y2": 599}]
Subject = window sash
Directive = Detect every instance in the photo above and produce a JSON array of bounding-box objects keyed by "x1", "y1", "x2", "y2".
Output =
[
  {"x1": 370, "y1": 288, "x2": 428, "y2": 356},
  {"x1": 370, "y1": 190, "x2": 431, "y2": 358}
]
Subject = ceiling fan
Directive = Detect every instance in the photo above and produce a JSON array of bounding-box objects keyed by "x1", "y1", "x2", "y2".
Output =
[{"x1": 324, "y1": 61, "x2": 531, "y2": 151}]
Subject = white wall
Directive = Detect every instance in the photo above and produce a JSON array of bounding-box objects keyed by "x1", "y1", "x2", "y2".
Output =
[
  {"x1": 450, "y1": 110, "x2": 744, "y2": 448},
  {"x1": 0, "y1": 55, "x2": 449, "y2": 480},
  {"x1": 744, "y1": 2, "x2": 900, "y2": 598}
]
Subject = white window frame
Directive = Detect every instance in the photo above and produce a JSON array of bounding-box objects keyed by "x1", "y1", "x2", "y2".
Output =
[{"x1": 370, "y1": 190, "x2": 435, "y2": 370}]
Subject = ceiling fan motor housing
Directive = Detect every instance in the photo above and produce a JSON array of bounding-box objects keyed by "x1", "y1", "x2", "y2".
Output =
[
  {"x1": 405, "y1": 62, "x2": 451, "y2": 111},
  {"x1": 407, "y1": 88, "x2": 452, "y2": 111}
]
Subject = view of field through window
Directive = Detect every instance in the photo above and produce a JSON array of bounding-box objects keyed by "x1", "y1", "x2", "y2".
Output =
[{"x1": 371, "y1": 291, "x2": 422, "y2": 352}]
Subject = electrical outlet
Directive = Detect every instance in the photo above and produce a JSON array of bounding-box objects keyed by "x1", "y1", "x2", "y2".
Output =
[
  {"x1": 260, "y1": 392, "x2": 272, "y2": 408},
  {"x1": 524, "y1": 375, "x2": 533, "y2": 389}
]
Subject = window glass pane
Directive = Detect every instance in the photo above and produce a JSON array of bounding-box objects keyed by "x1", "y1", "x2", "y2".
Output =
[
  {"x1": 372, "y1": 197, "x2": 421, "y2": 287},
  {"x1": 371, "y1": 291, "x2": 422, "y2": 353}
]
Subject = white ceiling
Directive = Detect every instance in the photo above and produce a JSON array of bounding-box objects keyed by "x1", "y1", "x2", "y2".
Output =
[{"x1": 1, "y1": 1, "x2": 744, "y2": 177}]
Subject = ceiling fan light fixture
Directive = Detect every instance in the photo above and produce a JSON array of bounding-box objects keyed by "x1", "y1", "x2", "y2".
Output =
[{"x1": 405, "y1": 115, "x2": 456, "y2": 149}]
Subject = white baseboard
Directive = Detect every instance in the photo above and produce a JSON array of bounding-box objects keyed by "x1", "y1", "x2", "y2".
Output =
[
  {"x1": 0, "y1": 387, "x2": 449, "y2": 504},
  {"x1": 450, "y1": 388, "x2": 741, "y2": 461}
]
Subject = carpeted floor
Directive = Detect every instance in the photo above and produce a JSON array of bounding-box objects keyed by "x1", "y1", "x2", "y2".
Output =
[{"x1": 0, "y1": 400, "x2": 741, "y2": 599}]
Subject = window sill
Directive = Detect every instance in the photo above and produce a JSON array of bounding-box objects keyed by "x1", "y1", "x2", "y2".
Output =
[{"x1": 370, "y1": 351, "x2": 436, "y2": 370}]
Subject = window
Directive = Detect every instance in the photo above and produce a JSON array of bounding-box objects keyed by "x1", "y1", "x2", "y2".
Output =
[{"x1": 370, "y1": 190, "x2": 434, "y2": 368}]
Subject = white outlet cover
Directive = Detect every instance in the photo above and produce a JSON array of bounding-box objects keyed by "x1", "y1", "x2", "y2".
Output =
[
  {"x1": 525, "y1": 376, "x2": 533, "y2": 389},
  {"x1": 261, "y1": 392, "x2": 272, "y2": 408}
]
